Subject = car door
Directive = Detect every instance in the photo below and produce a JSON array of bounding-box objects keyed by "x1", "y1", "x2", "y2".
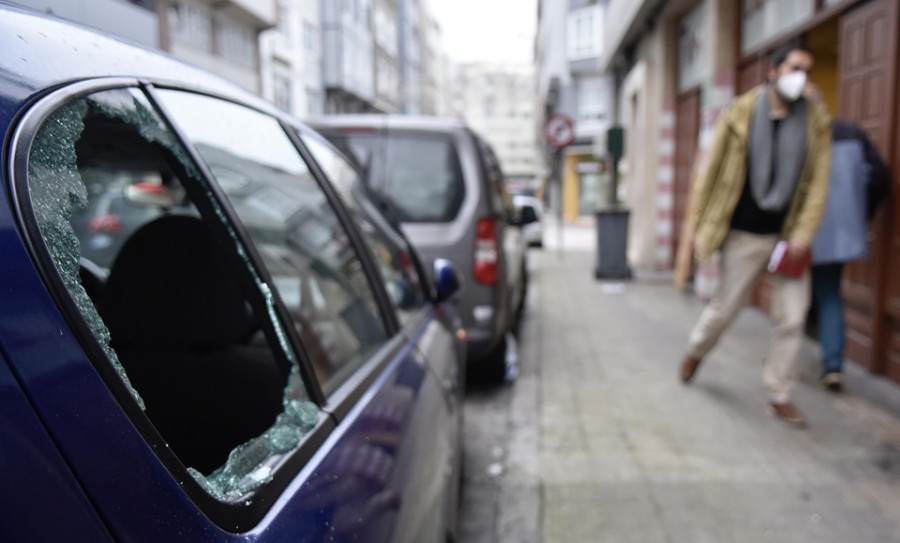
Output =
[
  {"x1": 10, "y1": 81, "x2": 459, "y2": 542},
  {"x1": 296, "y1": 127, "x2": 465, "y2": 535},
  {"x1": 0, "y1": 352, "x2": 114, "y2": 543}
]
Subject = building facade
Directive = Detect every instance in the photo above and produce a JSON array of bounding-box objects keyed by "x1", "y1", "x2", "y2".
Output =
[
  {"x1": 321, "y1": 0, "x2": 377, "y2": 113},
  {"x1": 604, "y1": 0, "x2": 900, "y2": 385},
  {"x1": 12, "y1": 0, "x2": 159, "y2": 48},
  {"x1": 419, "y1": 6, "x2": 443, "y2": 116},
  {"x1": 458, "y1": 63, "x2": 541, "y2": 186},
  {"x1": 260, "y1": 0, "x2": 324, "y2": 118},
  {"x1": 15, "y1": 0, "x2": 276, "y2": 94},
  {"x1": 536, "y1": 0, "x2": 614, "y2": 221},
  {"x1": 372, "y1": 0, "x2": 402, "y2": 112},
  {"x1": 16, "y1": 0, "x2": 445, "y2": 117},
  {"x1": 160, "y1": 0, "x2": 276, "y2": 93},
  {"x1": 398, "y1": 0, "x2": 421, "y2": 114}
]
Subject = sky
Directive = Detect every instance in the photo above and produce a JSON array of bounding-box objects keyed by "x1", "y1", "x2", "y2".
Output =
[{"x1": 429, "y1": 0, "x2": 538, "y2": 64}]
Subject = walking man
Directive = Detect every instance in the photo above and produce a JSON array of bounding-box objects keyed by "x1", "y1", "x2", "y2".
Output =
[{"x1": 679, "y1": 41, "x2": 832, "y2": 427}]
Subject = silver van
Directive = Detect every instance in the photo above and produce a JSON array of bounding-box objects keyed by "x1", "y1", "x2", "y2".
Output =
[{"x1": 309, "y1": 115, "x2": 530, "y2": 382}]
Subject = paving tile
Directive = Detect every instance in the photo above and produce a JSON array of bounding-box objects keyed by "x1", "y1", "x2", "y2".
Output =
[{"x1": 475, "y1": 249, "x2": 900, "y2": 543}]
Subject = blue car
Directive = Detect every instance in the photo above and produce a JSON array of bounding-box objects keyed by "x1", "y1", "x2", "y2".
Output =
[{"x1": 0, "y1": 4, "x2": 465, "y2": 542}]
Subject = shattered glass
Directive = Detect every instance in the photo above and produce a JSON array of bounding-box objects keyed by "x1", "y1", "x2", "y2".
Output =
[
  {"x1": 27, "y1": 98, "x2": 145, "y2": 409},
  {"x1": 188, "y1": 367, "x2": 319, "y2": 500},
  {"x1": 25, "y1": 87, "x2": 321, "y2": 501},
  {"x1": 88, "y1": 90, "x2": 203, "y2": 181}
]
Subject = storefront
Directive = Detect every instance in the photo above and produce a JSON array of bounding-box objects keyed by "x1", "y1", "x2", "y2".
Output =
[{"x1": 561, "y1": 150, "x2": 609, "y2": 222}]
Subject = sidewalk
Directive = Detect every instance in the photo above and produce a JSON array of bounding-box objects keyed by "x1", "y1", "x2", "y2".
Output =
[
  {"x1": 541, "y1": 215, "x2": 596, "y2": 253},
  {"x1": 493, "y1": 249, "x2": 900, "y2": 542}
]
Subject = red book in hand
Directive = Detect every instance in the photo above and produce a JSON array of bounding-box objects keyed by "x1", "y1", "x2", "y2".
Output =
[{"x1": 767, "y1": 240, "x2": 811, "y2": 278}]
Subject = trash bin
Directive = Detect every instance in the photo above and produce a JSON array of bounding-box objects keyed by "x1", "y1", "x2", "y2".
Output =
[{"x1": 594, "y1": 207, "x2": 632, "y2": 279}]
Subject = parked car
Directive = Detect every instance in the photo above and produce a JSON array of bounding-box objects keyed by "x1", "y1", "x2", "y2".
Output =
[
  {"x1": 512, "y1": 194, "x2": 544, "y2": 248},
  {"x1": 0, "y1": 4, "x2": 465, "y2": 542},
  {"x1": 308, "y1": 116, "x2": 531, "y2": 381}
]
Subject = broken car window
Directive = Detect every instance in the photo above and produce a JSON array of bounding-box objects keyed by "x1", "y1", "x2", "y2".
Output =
[{"x1": 25, "y1": 87, "x2": 319, "y2": 501}]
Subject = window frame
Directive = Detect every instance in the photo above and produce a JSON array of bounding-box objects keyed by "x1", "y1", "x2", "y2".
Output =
[
  {"x1": 146, "y1": 84, "x2": 413, "y2": 415},
  {"x1": 332, "y1": 128, "x2": 468, "y2": 224},
  {"x1": 7, "y1": 77, "x2": 417, "y2": 531},
  {"x1": 471, "y1": 131, "x2": 513, "y2": 218},
  {"x1": 291, "y1": 124, "x2": 436, "y2": 314}
]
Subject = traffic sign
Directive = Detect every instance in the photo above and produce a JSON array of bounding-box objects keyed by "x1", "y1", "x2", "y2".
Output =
[{"x1": 544, "y1": 113, "x2": 575, "y2": 149}]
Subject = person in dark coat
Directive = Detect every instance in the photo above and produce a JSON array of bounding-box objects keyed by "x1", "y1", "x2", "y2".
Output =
[{"x1": 811, "y1": 119, "x2": 888, "y2": 391}]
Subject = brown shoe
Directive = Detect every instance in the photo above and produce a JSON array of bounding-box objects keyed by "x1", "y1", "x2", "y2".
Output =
[
  {"x1": 680, "y1": 355, "x2": 702, "y2": 383},
  {"x1": 770, "y1": 402, "x2": 806, "y2": 427}
]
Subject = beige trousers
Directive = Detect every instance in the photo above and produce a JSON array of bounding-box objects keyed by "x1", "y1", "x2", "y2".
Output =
[{"x1": 687, "y1": 231, "x2": 811, "y2": 403}]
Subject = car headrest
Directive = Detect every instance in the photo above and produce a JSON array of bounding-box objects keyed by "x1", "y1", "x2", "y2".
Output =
[{"x1": 101, "y1": 214, "x2": 252, "y2": 348}]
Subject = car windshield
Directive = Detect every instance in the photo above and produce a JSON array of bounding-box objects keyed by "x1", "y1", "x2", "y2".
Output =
[{"x1": 327, "y1": 132, "x2": 465, "y2": 223}]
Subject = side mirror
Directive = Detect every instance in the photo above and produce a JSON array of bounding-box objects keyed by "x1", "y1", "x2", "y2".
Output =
[
  {"x1": 520, "y1": 205, "x2": 538, "y2": 225},
  {"x1": 433, "y1": 258, "x2": 462, "y2": 303}
]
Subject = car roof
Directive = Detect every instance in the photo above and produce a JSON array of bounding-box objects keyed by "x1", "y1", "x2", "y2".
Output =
[
  {"x1": 306, "y1": 114, "x2": 470, "y2": 134},
  {"x1": 0, "y1": 2, "x2": 276, "y2": 127}
]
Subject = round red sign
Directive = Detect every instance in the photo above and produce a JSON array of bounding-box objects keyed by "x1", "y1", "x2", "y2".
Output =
[{"x1": 544, "y1": 114, "x2": 575, "y2": 149}]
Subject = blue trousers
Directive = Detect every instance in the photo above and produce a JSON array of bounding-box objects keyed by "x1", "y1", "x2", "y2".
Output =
[{"x1": 811, "y1": 263, "x2": 845, "y2": 373}]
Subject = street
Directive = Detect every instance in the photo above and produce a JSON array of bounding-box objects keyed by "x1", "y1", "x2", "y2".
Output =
[{"x1": 459, "y1": 224, "x2": 900, "y2": 542}]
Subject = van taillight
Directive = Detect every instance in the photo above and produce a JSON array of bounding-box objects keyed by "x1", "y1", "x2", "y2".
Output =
[{"x1": 473, "y1": 217, "x2": 498, "y2": 285}]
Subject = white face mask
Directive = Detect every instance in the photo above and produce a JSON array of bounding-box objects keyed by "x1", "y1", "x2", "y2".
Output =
[{"x1": 776, "y1": 71, "x2": 807, "y2": 103}]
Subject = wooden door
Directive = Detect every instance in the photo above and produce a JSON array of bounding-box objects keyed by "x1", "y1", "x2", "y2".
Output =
[
  {"x1": 838, "y1": 0, "x2": 899, "y2": 374},
  {"x1": 673, "y1": 89, "x2": 701, "y2": 261}
]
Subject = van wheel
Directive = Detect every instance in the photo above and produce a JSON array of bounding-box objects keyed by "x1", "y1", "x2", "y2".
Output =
[{"x1": 479, "y1": 336, "x2": 508, "y2": 385}]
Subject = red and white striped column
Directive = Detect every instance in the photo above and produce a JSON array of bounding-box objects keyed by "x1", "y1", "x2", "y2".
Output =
[{"x1": 655, "y1": 100, "x2": 676, "y2": 270}]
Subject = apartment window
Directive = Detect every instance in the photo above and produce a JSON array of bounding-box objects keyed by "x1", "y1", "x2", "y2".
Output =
[
  {"x1": 567, "y1": 5, "x2": 602, "y2": 60},
  {"x1": 374, "y1": 6, "x2": 397, "y2": 55},
  {"x1": 217, "y1": 16, "x2": 256, "y2": 67},
  {"x1": 376, "y1": 58, "x2": 398, "y2": 98},
  {"x1": 169, "y1": 1, "x2": 212, "y2": 51},
  {"x1": 303, "y1": 21, "x2": 317, "y2": 54},
  {"x1": 274, "y1": 73, "x2": 292, "y2": 112},
  {"x1": 277, "y1": 2, "x2": 290, "y2": 38},
  {"x1": 483, "y1": 98, "x2": 493, "y2": 118},
  {"x1": 306, "y1": 87, "x2": 322, "y2": 116},
  {"x1": 577, "y1": 77, "x2": 609, "y2": 123}
]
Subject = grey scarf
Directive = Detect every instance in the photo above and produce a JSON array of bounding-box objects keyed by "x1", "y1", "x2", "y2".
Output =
[{"x1": 747, "y1": 86, "x2": 808, "y2": 212}]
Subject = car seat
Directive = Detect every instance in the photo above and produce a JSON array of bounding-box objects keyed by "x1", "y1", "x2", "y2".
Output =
[{"x1": 100, "y1": 214, "x2": 286, "y2": 474}]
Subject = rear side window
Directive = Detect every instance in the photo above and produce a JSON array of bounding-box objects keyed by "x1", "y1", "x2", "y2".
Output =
[
  {"x1": 154, "y1": 90, "x2": 390, "y2": 397},
  {"x1": 328, "y1": 131, "x2": 465, "y2": 223},
  {"x1": 23, "y1": 88, "x2": 319, "y2": 501},
  {"x1": 299, "y1": 130, "x2": 429, "y2": 325},
  {"x1": 474, "y1": 135, "x2": 512, "y2": 216}
]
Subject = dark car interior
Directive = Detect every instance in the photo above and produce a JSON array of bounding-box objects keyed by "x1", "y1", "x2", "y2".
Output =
[{"x1": 69, "y1": 104, "x2": 287, "y2": 474}]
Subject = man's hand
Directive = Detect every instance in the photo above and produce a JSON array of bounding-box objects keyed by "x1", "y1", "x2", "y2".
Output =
[{"x1": 787, "y1": 239, "x2": 810, "y2": 260}]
